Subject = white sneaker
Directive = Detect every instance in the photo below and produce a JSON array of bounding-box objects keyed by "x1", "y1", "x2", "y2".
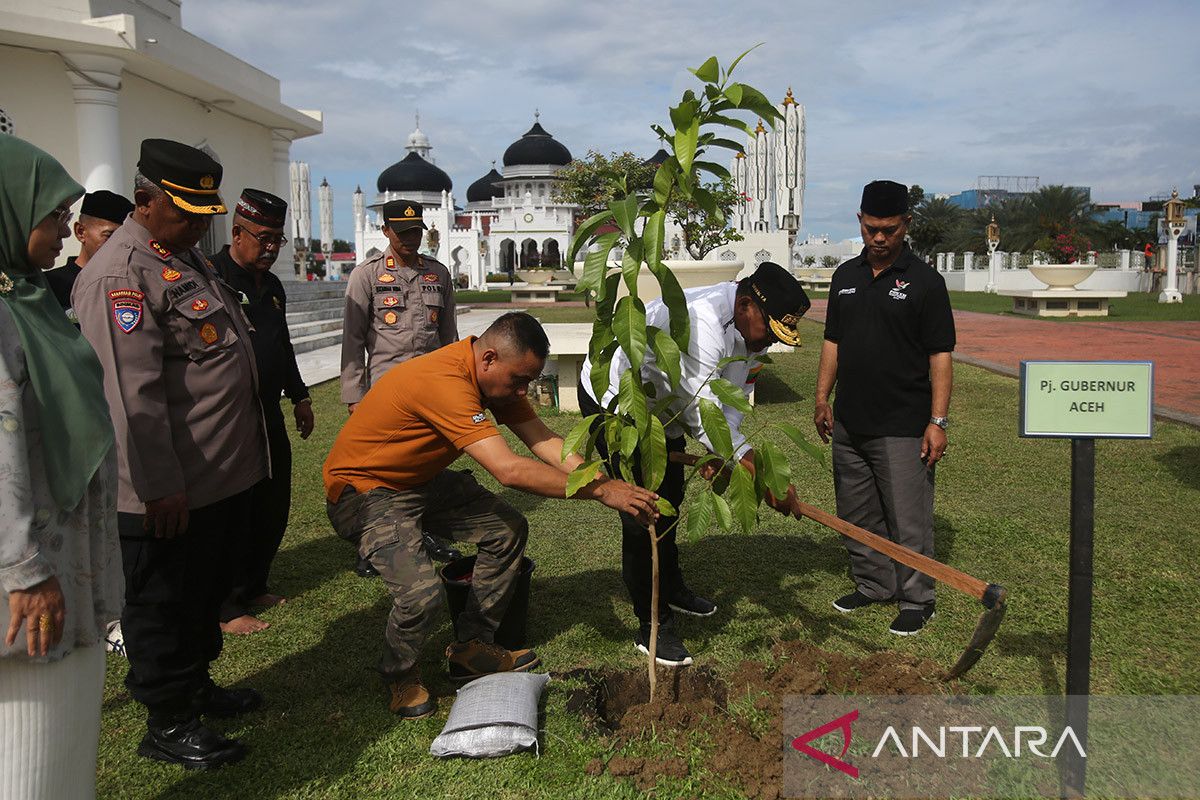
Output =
[{"x1": 105, "y1": 620, "x2": 126, "y2": 657}]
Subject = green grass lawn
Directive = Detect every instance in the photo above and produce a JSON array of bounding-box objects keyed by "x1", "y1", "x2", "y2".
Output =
[
  {"x1": 97, "y1": 320, "x2": 1200, "y2": 798},
  {"x1": 808, "y1": 290, "x2": 1197, "y2": 320}
]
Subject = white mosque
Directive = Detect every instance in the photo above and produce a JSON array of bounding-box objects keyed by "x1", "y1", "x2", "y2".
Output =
[
  {"x1": 347, "y1": 89, "x2": 806, "y2": 289},
  {"x1": 352, "y1": 114, "x2": 577, "y2": 290}
]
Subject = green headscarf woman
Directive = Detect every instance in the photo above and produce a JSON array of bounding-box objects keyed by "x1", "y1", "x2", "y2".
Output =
[{"x1": 0, "y1": 134, "x2": 113, "y2": 510}]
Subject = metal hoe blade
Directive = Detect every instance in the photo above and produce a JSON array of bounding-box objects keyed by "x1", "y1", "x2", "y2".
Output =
[{"x1": 943, "y1": 599, "x2": 1007, "y2": 680}]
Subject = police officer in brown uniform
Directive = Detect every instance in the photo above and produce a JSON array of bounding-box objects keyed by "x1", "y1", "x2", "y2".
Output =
[
  {"x1": 340, "y1": 199, "x2": 461, "y2": 573},
  {"x1": 73, "y1": 139, "x2": 269, "y2": 769}
]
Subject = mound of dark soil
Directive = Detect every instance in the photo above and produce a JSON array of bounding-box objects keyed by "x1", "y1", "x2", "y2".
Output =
[{"x1": 567, "y1": 640, "x2": 947, "y2": 799}]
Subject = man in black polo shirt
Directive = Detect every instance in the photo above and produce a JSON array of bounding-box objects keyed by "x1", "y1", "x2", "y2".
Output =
[
  {"x1": 210, "y1": 188, "x2": 314, "y2": 634},
  {"x1": 813, "y1": 180, "x2": 955, "y2": 636},
  {"x1": 43, "y1": 189, "x2": 133, "y2": 325}
]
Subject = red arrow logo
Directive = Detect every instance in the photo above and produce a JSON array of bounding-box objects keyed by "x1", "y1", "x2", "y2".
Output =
[{"x1": 791, "y1": 709, "x2": 859, "y2": 778}]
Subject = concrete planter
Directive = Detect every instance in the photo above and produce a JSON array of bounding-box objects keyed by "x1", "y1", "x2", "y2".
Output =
[
  {"x1": 516, "y1": 269, "x2": 555, "y2": 285},
  {"x1": 1028, "y1": 264, "x2": 1098, "y2": 290}
]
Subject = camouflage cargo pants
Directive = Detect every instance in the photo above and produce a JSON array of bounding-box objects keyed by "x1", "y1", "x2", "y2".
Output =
[{"x1": 326, "y1": 469, "x2": 528, "y2": 679}]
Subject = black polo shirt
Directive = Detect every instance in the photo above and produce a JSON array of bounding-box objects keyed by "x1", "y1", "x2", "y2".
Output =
[
  {"x1": 210, "y1": 247, "x2": 309, "y2": 416},
  {"x1": 43, "y1": 257, "x2": 82, "y2": 325},
  {"x1": 823, "y1": 245, "x2": 955, "y2": 437}
]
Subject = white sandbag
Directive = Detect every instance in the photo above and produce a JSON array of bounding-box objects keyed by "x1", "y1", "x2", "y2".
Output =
[{"x1": 430, "y1": 671, "x2": 549, "y2": 759}]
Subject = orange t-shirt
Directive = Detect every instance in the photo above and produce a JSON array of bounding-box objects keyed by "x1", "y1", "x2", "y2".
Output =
[{"x1": 323, "y1": 337, "x2": 536, "y2": 501}]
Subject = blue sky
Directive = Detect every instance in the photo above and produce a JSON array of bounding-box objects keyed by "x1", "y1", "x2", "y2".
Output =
[{"x1": 186, "y1": 0, "x2": 1200, "y2": 243}]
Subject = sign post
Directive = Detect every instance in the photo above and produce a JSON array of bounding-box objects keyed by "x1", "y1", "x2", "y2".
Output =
[{"x1": 1019, "y1": 361, "x2": 1153, "y2": 796}]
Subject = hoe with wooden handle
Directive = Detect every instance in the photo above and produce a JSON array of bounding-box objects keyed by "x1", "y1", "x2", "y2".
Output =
[{"x1": 669, "y1": 452, "x2": 1006, "y2": 680}]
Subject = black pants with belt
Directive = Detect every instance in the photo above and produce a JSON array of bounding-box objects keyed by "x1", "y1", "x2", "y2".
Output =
[
  {"x1": 119, "y1": 489, "x2": 253, "y2": 718},
  {"x1": 577, "y1": 385, "x2": 687, "y2": 626},
  {"x1": 221, "y1": 409, "x2": 292, "y2": 622}
]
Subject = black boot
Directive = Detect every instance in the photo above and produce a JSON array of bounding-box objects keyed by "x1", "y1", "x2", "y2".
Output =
[
  {"x1": 195, "y1": 681, "x2": 263, "y2": 718},
  {"x1": 138, "y1": 714, "x2": 246, "y2": 770},
  {"x1": 421, "y1": 532, "x2": 463, "y2": 563},
  {"x1": 354, "y1": 555, "x2": 379, "y2": 577}
]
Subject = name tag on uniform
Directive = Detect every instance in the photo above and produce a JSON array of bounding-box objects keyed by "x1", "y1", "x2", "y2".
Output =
[
  {"x1": 167, "y1": 279, "x2": 201, "y2": 301},
  {"x1": 838, "y1": 287, "x2": 856, "y2": 296}
]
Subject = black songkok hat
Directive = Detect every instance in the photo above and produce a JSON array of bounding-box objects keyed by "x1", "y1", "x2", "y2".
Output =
[
  {"x1": 746, "y1": 261, "x2": 811, "y2": 347},
  {"x1": 236, "y1": 188, "x2": 288, "y2": 228},
  {"x1": 137, "y1": 138, "x2": 226, "y2": 215},
  {"x1": 80, "y1": 190, "x2": 133, "y2": 225},
  {"x1": 381, "y1": 199, "x2": 427, "y2": 232},
  {"x1": 860, "y1": 180, "x2": 909, "y2": 217}
]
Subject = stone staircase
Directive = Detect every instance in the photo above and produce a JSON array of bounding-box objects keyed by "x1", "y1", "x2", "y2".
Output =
[{"x1": 283, "y1": 281, "x2": 346, "y2": 354}]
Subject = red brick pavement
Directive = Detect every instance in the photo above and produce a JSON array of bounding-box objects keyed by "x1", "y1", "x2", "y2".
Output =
[{"x1": 805, "y1": 300, "x2": 1200, "y2": 425}]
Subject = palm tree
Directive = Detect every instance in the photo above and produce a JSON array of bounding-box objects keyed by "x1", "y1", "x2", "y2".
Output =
[
  {"x1": 1002, "y1": 185, "x2": 1097, "y2": 252},
  {"x1": 908, "y1": 197, "x2": 965, "y2": 258}
]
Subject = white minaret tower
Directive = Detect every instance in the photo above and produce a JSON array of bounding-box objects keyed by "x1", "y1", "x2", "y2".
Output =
[
  {"x1": 318, "y1": 177, "x2": 335, "y2": 278},
  {"x1": 352, "y1": 184, "x2": 365, "y2": 261},
  {"x1": 746, "y1": 119, "x2": 772, "y2": 232},
  {"x1": 288, "y1": 161, "x2": 311, "y2": 273},
  {"x1": 773, "y1": 87, "x2": 805, "y2": 233}
]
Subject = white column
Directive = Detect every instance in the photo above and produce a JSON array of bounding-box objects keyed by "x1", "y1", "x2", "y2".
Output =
[
  {"x1": 963, "y1": 252, "x2": 975, "y2": 271},
  {"x1": 1119, "y1": 250, "x2": 1130, "y2": 270},
  {"x1": 985, "y1": 247, "x2": 999, "y2": 293},
  {"x1": 270, "y1": 129, "x2": 297, "y2": 280},
  {"x1": 63, "y1": 54, "x2": 125, "y2": 193},
  {"x1": 936, "y1": 253, "x2": 945, "y2": 271},
  {"x1": 1161, "y1": 229, "x2": 1183, "y2": 303}
]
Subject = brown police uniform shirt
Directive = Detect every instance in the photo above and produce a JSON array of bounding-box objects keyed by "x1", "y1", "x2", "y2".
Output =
[
  {"x1": 72, "y1": 216, "x2": 269, "y2": 514},
  {"x1": 339, "y1": 247, "x2": 458, "y2": 404}
]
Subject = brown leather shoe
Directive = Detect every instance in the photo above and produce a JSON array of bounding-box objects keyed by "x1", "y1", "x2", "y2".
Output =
[
  {"x1": 388, "y1": 672, "x2": 436, "y2": 719},
  {"x1": 445, "y1": 639, "x2": 541, "y2": 683}
]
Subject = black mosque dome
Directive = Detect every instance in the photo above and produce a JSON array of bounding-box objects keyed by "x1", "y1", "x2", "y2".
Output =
[
  {"x1": 376, "y1": 152, "x2": 453, "y2": 194},
  {"x1": 502, "y1": 121, "x2": 572, "y2": 168},
  {"x1": 644, "y1": 147, "x2": 670, "y2": 166},
  {"x1": 466, "y1": 168, "x2": 505, "y2": 203}
]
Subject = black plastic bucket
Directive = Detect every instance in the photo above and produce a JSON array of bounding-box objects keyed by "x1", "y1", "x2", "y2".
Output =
[{"x1": 439, "y1": 555, "x2": 535, "y2": 649}]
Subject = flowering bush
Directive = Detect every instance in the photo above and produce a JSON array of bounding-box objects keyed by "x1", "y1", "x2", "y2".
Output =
[{"x1": 1034, "y1": 229, "x2": 1092, "y2": 264}]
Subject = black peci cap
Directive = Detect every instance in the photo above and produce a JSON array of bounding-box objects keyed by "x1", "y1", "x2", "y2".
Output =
[
  {"x1": 137, "y1": 138, "x2": 226, "y2": 215},
  {"x1": 381, "y1": 199, "x2": 427, "y2": 232},
  {"x1": 860, "y1": 180, "x2": 909, "y2": 217},
  {"x1": 236, "y1": 188, "x2": 287, "y2": 228},
  {"x1": 80, "y1": 190, "x2": 133, "y2": 225},
  {"x1": 746, "y1": 261, "x2": 810, "y2": 347}
]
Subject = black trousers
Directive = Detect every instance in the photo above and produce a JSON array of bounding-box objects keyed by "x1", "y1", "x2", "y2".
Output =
[
  {"x1": 577, "y1": 386, "x2": 687, "y2": 626},
  {"x1": 119, "y1": 489, "x2": 253, "y2": 716},
  {"x1": 221, "y1": 411, "x2": 292, "y2": 621}
]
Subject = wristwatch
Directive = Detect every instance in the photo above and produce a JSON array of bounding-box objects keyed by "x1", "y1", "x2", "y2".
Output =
[{"x1": 929, "y1": 416, "x2": 949, "y2": 430}]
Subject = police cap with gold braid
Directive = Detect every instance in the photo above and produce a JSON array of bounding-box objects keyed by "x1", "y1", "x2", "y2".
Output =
[
  {"x1": 137, "y1": 138, "x2": 227, "y2": 215},
  {"x1": 382, "y1": 199, "x2": 428, "y2": 233}
]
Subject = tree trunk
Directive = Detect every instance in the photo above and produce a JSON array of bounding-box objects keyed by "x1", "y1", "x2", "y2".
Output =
[{"x1": 647, "y1": 523, "x2": 659, "y2": 702}]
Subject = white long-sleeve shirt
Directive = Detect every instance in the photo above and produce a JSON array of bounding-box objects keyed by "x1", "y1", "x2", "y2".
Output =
[{"x1": 580, "y1": 282, "x2": 764, "y2": 458}]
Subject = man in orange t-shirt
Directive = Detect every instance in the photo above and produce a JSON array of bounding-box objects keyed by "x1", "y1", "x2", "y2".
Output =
[{"x1": 323, "y1": 312, "x2": 659, "y2": 718}]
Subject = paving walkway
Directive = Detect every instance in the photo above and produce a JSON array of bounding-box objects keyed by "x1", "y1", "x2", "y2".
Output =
[{"x1": 806, "y1": 300, "x2": 1200, "y2": 426}]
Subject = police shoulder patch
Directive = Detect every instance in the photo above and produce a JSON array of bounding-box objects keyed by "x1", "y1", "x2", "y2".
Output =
[{"x1": 111, "y1": 296, "x2": 143, "y2": 333}]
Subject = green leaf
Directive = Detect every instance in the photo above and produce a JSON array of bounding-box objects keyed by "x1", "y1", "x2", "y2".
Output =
[
  {"x1": 649, "y1": 326, "x2": 682, "y2": 391},
  {"x1": 610, "y1": 197, "x2": 639, "y2": 238},
  {"x1": 561, "y1": 414, "x2": 598, "y2": 462},
  {"x1": 619, "y1": 423, "x2": 639, "y2": 458},
  {"x1": 595, "y1": 272, "x2": 622, "y2": 325},
  {"x1": 717, "y1": 354, "x2": 749, "y2": 369},
  {"x1": 726, "y1": 42, "x2": 764, "y2": 77},
  {"x1": 652, "y1": 161, "x2": 675, "y2": 207},
  {"x1": 646, "y1": 259, "x2": 690, "y2": 354},
  {"x1": 620, "y1": 240, "x2": 643, "y2": 296},
  {"x1": 707, "y1": 137, "x2": 745, "y2": 153},
  {"x1": 655, "y1": 497, "x2": 676, "y2": 517},
  {"x1": 698, "y1": 398, "x2": 734, "y2": 460},
  {"x1": 640, "y1": 415, "x2": 667, "y2": 492},
  {"x1": 669, "y1": 100, "x2": 698, "y2": 132},
  {"x1": 692, "y1": 55, "x2": 719, "y2": 84},
  {"x1": 674, "y1": 118, "x2": 700, "y2": 176},
  {"x1": 686, "y1": 488, "x2": 713, "y2": 541},
  {"x1": 618, "y1": 368, "x2": 650, "y2": 437},
  {"x1": 580, "y1": 232, "x2": 619, "y2": 298},
  {"x1": 693, "y1": 185, "x2": 718, "y2": 217},
  {"x1": 728, "y1": 463, "x2": 757, "y2": 534},
  {"x1": 696, "y1": 160, "x2": 732, "y2": 181},
  {"x1": 612, "y1": 295, "x2": 648, "y2": 369},
  {"x1": 588, "y1": 338, "x2": 619, "y2": 402},
  {"x1": 643, "y1": 209, "x2": 666, "y2": 273},
  {"x1": 780, "y1": 422, "x2": 828, "y2": 469},
  {"x1": 565, "y1": 460, "x2": 602, "y2": 498},
  {"x1": 709, "y1": 113, "x2": 753, "y2": 135},
  {"x1": 568, "y1": 210, "x2": 614, "y2": 267},
  {"x1": 711, "y1": 378, "x2": 752, "y2": 414},
  {"x1": 724, "y1": 84, "x2": 744, "y2": 107},
  {"x1": 712, "y1": 491, "x2": 733, "y2": 531},
  {"x1": 754, "y1": 440, "x2": 792, "y2": 499}
]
